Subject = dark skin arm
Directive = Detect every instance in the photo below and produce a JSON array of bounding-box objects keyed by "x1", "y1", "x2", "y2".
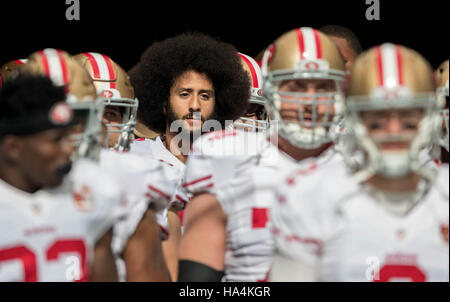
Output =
[
  {"x1": 161, "y1": 206, "x2": 182, "y2": 281},
  {"x1": 91, "y1": 229, "x2": 118, "y2": 282},
  {"x1": 122, "y1": 207, "x2": 171, "y2": 282}
]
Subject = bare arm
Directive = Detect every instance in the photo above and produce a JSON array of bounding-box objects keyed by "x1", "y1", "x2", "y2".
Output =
[
  {"x1": 161, "y1": 206, "x2": 181, "y2": 281},
  {"x1": 91, "y1": 229, "x2": 118, "y2": 282},
  {"x1": 123, "y1": 207, "x2": 171, "y2": 282},
  {"x1": 178, "y1": 192, "x2": 227, "y2": 280}
]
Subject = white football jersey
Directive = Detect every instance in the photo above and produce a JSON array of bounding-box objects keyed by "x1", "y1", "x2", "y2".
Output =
[
  {"x1": 272, "y1": 158, "x2": 449, "y2": 282},
  {"x1": 99, "y1": 150, "x2": 178, "y2": 250},
  {"x1": 184, "y1": 129, "x2": 302, "y2": 282},
  {"x1": 0, "y1": 159, "x2": 128, "y2": 282},
  {"x1": 99, "y1": 149, "x2": 181, "y2": 282},
  {"x1": 130, "y1": 137, "x2": 189, "y2": 211}
]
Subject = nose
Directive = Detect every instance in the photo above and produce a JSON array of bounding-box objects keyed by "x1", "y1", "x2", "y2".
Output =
[
  {"x1": 61, "y1": 136, "x2": 76, "y2": 160},
  {"x1": 189, "y1": 93, "x2": 201, "y2": 112},
  {"x1": 386, "y1": 113, "x2": 402, "y2": 134}
]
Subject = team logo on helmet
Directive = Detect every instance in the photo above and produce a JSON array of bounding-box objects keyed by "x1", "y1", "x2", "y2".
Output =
[
  {"x1": 101, "y1": 90, "x2": 114, "y2": 98},
  {"x1": 305, "y1": 61, "x2": 319, "y2": 70},
  {"x1": 49, "y1": 102, "x2": 73, "y2": 125}
]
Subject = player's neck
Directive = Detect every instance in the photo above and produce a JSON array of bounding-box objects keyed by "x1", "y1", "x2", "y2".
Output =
[
  {"x1": 276, "y1": 135, "x2": 332, "y2": 162},
  {"x1": 163, "y1": 128, "x2": 189, "y2": 164},
  {"x1": 366, "y1": 173, "x2": 421, "y2": 194},
  {"x1": 0, "y1": 164, "x2": 41, "y2": 194}
]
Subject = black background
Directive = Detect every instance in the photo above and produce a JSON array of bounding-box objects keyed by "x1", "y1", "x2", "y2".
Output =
[{"x1": 0, "y1": 0, "x2": 448, "y2": 71}]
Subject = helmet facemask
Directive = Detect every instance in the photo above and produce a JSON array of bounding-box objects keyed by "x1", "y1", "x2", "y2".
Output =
[
  {"x1": 66, "y1": 94, "x2": 105, "y2": 161},
  {"x1": 101, "y1": 95, "x2": 139, "y2": 151},
  {"x1": 436, "y1": 85, "x2": 449, "y2": 152},
  {"x1": 233, "y1": 90, "x2": 269, "y2": 132},
  {"x1": 345, "y1": 91, "x2": 438, "y2": 182},
  {"x1": 263, "y1": 64, "x2": 346, "y2": 149}
]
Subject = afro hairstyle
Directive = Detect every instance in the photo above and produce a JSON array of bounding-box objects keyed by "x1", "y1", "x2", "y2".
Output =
[{"x1": 131, "y1": 32, "x2": 251, "y2": 134}]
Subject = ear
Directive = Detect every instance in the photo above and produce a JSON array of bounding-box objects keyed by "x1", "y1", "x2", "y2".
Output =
[{"x1": 0, "y1": 135, "x2": 24, "y2": 163}]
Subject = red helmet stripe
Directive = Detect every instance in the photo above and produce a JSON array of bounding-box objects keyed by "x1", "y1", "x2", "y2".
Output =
[
  {"x1": 56, "y1": 50, "x2": 69, "y2": 86},
  {"x1": 375, "y1": 45, "x2": 384, "y2": 86},
  {"x1": 101, "y1": 54, "x2": 116, "y2": 89},
  {"x1": 13, "y1": 60, "x2": 24, "y2": 66},
  {"x1": 313, "y1": 29, "x2": 322, "y2": 59},
  {"x1": 395, "y1": 45, "x2": 404, "y2": 85},
  {"x1": 82, "y1": 52, "x2": 101, "y2": 79},
  {"x1": 296, "y1": 28, "x2": 306, "y2": 59},
  {"x1": 239, "y1": 53, "x2": 259, "y2": 88},
  {"x1": 38, "y1": 50, "x2": 51, "y2": 78}
]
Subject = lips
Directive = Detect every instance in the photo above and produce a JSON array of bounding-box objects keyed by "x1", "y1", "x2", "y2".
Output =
[{"x1": 380, "y1": 142, "x2": 409, "y2": 150}]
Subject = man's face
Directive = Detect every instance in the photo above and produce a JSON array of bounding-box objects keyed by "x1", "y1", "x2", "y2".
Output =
[
  {"x1": 329, "y1": 36, "x2": 357, "y2": 71},
  {"x1": 278, "y1": 79, "x2": 337, "y2": 128},
  {"x1": 102, "y1": 105, "x2": 123, "y2": 148},
  {"x1": 166, "y1": 70, "x2": 216, "y2": 134},
  {"x1": 360, "y1": 108, "x2": 423, "y2": 151},
  {"x1": 17, "y1": 127, "x2": 74, "y2": 189}
]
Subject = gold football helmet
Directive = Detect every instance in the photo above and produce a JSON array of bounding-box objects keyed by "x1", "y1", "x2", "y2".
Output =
[
  {"x1": 74, "y1": 52, "x2": 139, "y2": 151},
  {"x1": 0, "y1": 59, "x2": 27, "y2": 87},
  {"x1": 345, "y1": 43, "x2": 439, "y2": 180},
  {"x1": 233, "y1": 53, "x2": 268, "y2": 132},
  {"x1": 134, "y1": 121, "x2": 158, "y2": 139},
  {"x1": 260, "y1": 27, "x2": 346, "y2": 149},
  {"x1": 435, "y1": 59, "x2": 449, "y2": 151},
  {"x1": 19, "y1": 48, "x2": 104, "y2": 160}
]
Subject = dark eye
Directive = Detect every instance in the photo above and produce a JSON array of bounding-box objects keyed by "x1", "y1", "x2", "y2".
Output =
[
  {"x1": 103, "y1": 109, "x2": 121, "y2": 121},
  {"x1": 403, "y1": 122, "x2": 417, "y2": 130},
  {"x1": 368, "y1": 122, "x2": 383, "y2": 130}
]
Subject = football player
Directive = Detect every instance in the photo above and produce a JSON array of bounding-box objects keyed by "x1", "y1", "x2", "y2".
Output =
[
  {"x1": 0, "y1": 75, "x2": 125, "y2": 281},
  {"x1": 128, "y1": 32, "x2": 250, "y2": 280},
  {"x1": 435, "y1": 59, "x2": 449, "y2": 163},
  {"x1": 18, "y1": 49, "x2": 173, "y2": 282},
  {"x1": 319, "y1": 24, "x2": 363, "y2": 71},
  {"x1": 178, "y1": 27, "x2": 347, "y2": 282},
  {"x1": 270, "y1": 44, "x2": 449, "y2": 282},
  {"x1": 127, "y1": 62, "x2": 159, "y2": 140},
  {"x1": 232, "y1": 53, "x2": 269, "y2": 132},
  {"x1": 73, "y1": 51, "x2": 182, "y2": 281}
]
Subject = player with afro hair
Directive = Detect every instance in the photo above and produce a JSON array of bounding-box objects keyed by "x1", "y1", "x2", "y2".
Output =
[{"x1": 130, "y1": 32, "x2": 251, "y2": 137}]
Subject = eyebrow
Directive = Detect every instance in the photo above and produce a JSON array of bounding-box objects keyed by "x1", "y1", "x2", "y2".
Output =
[{"x1": 176, "y1": 88, "x2": 214, "y2": 95}]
